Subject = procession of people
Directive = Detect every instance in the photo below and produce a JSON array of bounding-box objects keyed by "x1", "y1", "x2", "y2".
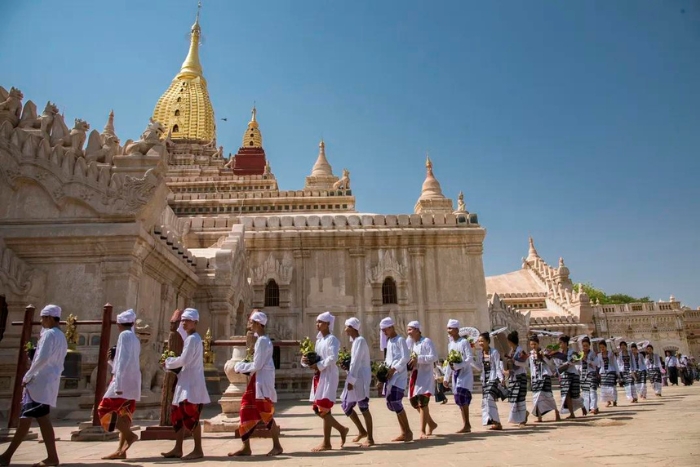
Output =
[{"x1": 1, "y1": 306, "x2": 695, "y2": 465}]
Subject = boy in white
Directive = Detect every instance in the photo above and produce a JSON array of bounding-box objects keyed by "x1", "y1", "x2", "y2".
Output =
[
  {"x1": 340, "y1": 317, "x2": 374, "y2": 446},
  {"x1": 0, "y1": 304, "x2": 67, "y2": 467},
  {"x1": 444, "y1": 319, "x2": 479, "y2": 433},
  {"x1": 303, "y1": 311, "x2": 349, "y2": 452},
  {"x1": 379, "y1": 317, "x2": 413, "y2": 442},
  {"x1": 98, "y1": 309, "x2": 142, "y2": 460},
  {"x1": 229, "y1": 310, "x2": 283, "y2": 457},
  {"x1": 406, "y1": 321, "x2": 438, "y2": 438},
  {"x1": 161, "y1": 308, "x2": 211, "y2": 460}
]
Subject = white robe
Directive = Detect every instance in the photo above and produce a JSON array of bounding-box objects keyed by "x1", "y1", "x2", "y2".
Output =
[
  {"x1": 307, "y1": 333, "x2": 340, "y2": 403},
  {"x1": 444, "y1": 337, "x2": 478, "y2": 392},
  {"x1": 341, "y1": 335, "x2": 371, "y2": 403},
  {"x1": 235, "y1": 335, "x2": 277, "y2": 402},
  {"x1": 104, "y1": 329, "x2": 142, "y2": 401},
  {"x1": 406, "y1": 336, "x2": 438, "y2": 397},
  {"x1": 165, "y1": 332, "x2": 211, "y2": 405},
  {"x1": 385, "y1": 335, "x2": 410, "y2": 392},
  {"x1": 23, "y1": 327, "x2": 67, "y2": 407}
]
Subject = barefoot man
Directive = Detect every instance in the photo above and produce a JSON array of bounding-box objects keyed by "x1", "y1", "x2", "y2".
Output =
[
  {"x1": 444, "y1": 320, "x2": 478, "y2": 434},
  {"x1": 379, "y1": 317, "x2": 413, "y2": 442},
  {"x1": 161, "y1": 308, "x2": 210, "y2": 460},
  {"x1": 98, "y1": 309, "x2": 141, "y2": 460},
  {"x1": 340, "y1": 317, "x2": 374, "y2": 447},
  {"x1": 229, "y1": 310, "x2": 283, "y2": 457},
  {"x1": 406, "y1": 321, "x2": 438, "y2": 439},
  {"x1": 0, "y1": 305, "x2": 67, "y2": 467},
  {"x1": 303, "y1": 311, "x2": 349, "y2": 452}
]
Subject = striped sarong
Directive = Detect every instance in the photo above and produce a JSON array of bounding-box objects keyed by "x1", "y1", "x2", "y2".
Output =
[
  {"x1": 453, "y1": 387, "x2": 472, "y2": 407},
  {"x1": 238, "y1": 374, "x2": 275, "y2": 441},
  {"x1": 481, "y1": 380, "x2": 501, "y2": 426},
  {"x1": 531, "y1": 375, "x2": 557, "y2": 417},
  {"x1": 621, "y1": 371, "x2": 637, "y2": 401},
  {"x1": 581, "y1": 371, "x2": 599, "y2": 412},
  {"x1": 647, "y1": 368, "x2": 662, "y2": 395},
  {"x1": 508, "y1": 373, "x2": 527, "y2": 424},
  {"x1": 599, "y1": 372, "x2": 618, "y2": 402},
  {"x1": 559, "y1": 372, "x2": 584, "y2": 414},
  {"x1": 635, "y1": 370, "x2": 647, "y2": 398}
]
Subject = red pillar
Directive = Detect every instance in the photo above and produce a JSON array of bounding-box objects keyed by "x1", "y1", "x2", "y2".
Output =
[
  {"x1": 7, "y1": 305, "x2": 35, "y2": 429},
  {"x1": 91, "y1": 303, "x2": 112, "y2": 426}
]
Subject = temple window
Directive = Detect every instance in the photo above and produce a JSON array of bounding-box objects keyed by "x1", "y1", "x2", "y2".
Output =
[
  {"x1": 174, "y1": 109, "x2": 180, "y2": 116},
  {"x1": 382, "y1": 277, "x2": 398, "y2": 305},
  {"x1": 173, "y1": 124, "x2": 179, "y2": 133},
  {"x1": 265, "y1": 280, "x2": 280, "y2": 307},
  {"x1": 249, "y1": 141, "x2": 254, "y2": 146},
  {"x1": 177, "y1": 97, "x2": 181, "y2": 102}
]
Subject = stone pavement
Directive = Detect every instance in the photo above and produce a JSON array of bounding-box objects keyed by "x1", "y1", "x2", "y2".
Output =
[{"x1": 1, "y1": 385, "x2": 698, "y2": 466}]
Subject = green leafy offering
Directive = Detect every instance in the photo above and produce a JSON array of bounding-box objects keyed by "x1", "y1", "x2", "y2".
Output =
[
  {"x1": 300, "y1": 337, "x2": 321, "y2": 365},
  {"x1": 243, "y1": 347, "x2": 253, "y2": 363},
  {"x1": 570, "y1": 351, "x2": 584, "y2": 362},
  {"x1": 160, "y1": 350, "x2": 176, "y2": 365},
  {"x1": 545, "y1": 343, "x2": 560, "y2": 352},
  {"x1": 24, "y1": 341, "x2": 35, "y2": 352},
  {"x1": 338, "y1": 347, "x2": 351, "y2": 370},
  {"x1": 447, "y1": 349, "x2": 463, "y2": 364},
  {"x1": 374, "y1": 362, "x2": 390, "y2": 383}
]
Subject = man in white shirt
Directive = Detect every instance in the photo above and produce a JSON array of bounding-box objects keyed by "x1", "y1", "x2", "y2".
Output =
[
  {"x1": 98, "y1": 309, "x2": 142, "y2": 460},
  {"x1": 0, "y1": 304, "x2": 67, "y2": 467},
  {"x1": 229, "y1": 310, "x2": 283, "y2": 457},
  {"x1": 303, "y1": 311, "x2": 349, "y2": 452},
  {"x1": 340, "y1": 317, "x2": 374, "y2": 447},
  {"x1": 444, "y1": 319, "x2": 479, "y2": 433},
  {"x1": 406, "y1": 321, "x2": 438, "y2": 439},
  {"x1": 379, "y1": 317, "x2": 413, "y2": 442},
  {"x1": 161, "y1": 308, "x2": 211, "y2": 460}
]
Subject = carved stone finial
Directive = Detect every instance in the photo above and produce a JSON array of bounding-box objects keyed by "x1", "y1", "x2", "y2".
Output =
[
  {"x1": 526, "y1": 237, "x2": 540, "y2": 262},
  {"x1": 103, "y1": 110, "x2": 116, "y2": 138},
  {"x1": 0, "y1": 86, "x2": 24, "y2": 126}
]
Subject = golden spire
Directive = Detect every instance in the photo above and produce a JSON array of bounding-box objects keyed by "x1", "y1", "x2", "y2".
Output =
[
  {"x1": 242, "y1": 105, "x2": 263, "y2": 147},
  {"x1": 151, "y1": 0, "x2": 215, "y2": 142},
  {"x1": 178, "y1": 1, "x2": 204, "y2": 79}
]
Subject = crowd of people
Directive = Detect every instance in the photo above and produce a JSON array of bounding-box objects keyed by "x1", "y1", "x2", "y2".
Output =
[{"x1": 1, "y1": 305, "x2": 696, "y2": 466}]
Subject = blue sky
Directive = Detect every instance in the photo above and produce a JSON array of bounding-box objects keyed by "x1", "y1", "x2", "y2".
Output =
[{"x1": 1, "y1": 1, "x2": 699, "y2": 307}]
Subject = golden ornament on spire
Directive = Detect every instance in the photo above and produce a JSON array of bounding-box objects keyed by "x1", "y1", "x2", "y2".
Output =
[{"x1": 151, "y1": 0, "x2": 215, "y2": 142}]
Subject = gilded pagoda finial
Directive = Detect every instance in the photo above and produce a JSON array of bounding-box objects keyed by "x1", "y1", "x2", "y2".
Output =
[
  {"x1": 177, "y1": 1, "x2": 204, "y2": 79},
  {"x1": 65, "y1": 314, "x2": 79, "y2": 350},
  {"x1": 203, "y1": 327, "x2": 214, "y2": 365}
]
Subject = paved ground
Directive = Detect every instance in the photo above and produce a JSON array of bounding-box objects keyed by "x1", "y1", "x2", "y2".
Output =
[{"x1": 1, "y1": 384, "x2": 698, "y2": 466}]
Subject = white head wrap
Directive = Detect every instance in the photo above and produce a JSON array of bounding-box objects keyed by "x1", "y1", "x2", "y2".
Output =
[
  {"x1": 316, "y1": 311, "x2": 335, "y2": 339},
  {"x1": 407, "y1": 320, "x2": 421, "y2": 330},
  {"x1": 447, "y1": 319, "x2": 460, "y2": 329},
  {"x1": 181, "y1": 307, "x2": 199, "y2": 321},
  {"x1": 40, "y1": 304, "x2": 61, "y2": 318},
  {"x1": 379, "y1": 317, "x2": 394, "y2": 351},
  {"x1": 117, "y1": 309, "x2": 136, "y2": 324},
  {"x1": 250, "y1": 310, "x2": 268, "y2": 326},
  {"x1": 345, "y1": 317, "x2": 361, "y2": 331}
]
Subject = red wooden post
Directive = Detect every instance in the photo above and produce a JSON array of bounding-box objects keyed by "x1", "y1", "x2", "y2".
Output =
[
  {"x1": 7, "y1": 305, "x2": 35, "y2": 429},
  {"x1": 91, "y1": 303, "x2": 112, "y2": 426}
]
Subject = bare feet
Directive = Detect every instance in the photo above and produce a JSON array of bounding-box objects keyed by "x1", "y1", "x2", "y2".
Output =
[
  {"x1": 361, "y1": 439, "x2": 375, "y2": 447},
  {"x1": 427, "y1": 420, "x2": 438, "y2": 436},
  {"x1": 266, "y1": 446, "x2": 284, "y2": 456},
  {"x1": 606, "y1": 401, "x2": 612, "y2": 407},
  {"x1": 161, "y1": 449, "x2": 183, "y2": 459},
  {"x1": 122, "y1": 432, "x2": 138, "y2": 454},
  {"x1": 228, "y1": 447, "x2": 251, "y2": 457},
  {"x1": 31, "y1": 460, "x2": 60, "y2": 467},
  {"x1": 591, "y1": 409, "x2": 599, "y2": 415},
  {"x1": 102, "y1": 451, "x2": 126, "y2": 460},
  {"x1": 488, "y1": 423, "x2": 502, "y2": 431},
  {"x1": 566, "y1": 415, "x2": 576, "y2": 419},
  {"x1": 456, "y1": 427, "x2": 471, "y2": 433},
  {"x1": 419, "y1": 433, "x2": 429, "y2": 440},
  {"x1": 339, "y1": 426, "x2": 350, "y2": 447},
  {"x1": 182, "y1": 450, "x2": 204, "y2": 460},
  {"x1": 311, "y1": 443, "x2": 332, "y2": 452},
  {"x1": 352, "y1": 431, "x2": 367, "y2": 443},
  {"x1": 555, "y1": 414, "x2": 562, "y2": 421},
  {"x1": 535, "y1": 417, "x2": 543, "y2": 423}
]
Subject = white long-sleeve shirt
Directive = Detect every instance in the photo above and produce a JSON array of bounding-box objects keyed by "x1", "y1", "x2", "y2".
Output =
[
  {"x1": 165, "y1": 332, "x2": 211, "y2": 405},
  {"x1": 633, "y1": 352, "x2": 647, "y2": 371},
  {"x1": 506, "y1": 345, "x2": 528, "y2": 377},
  {"x1": 23, "y1": 327, "x2": 67, "y2": 407},
  {"x1": 406, "y1": 336, "x2": 438, "y2": 396},
  {"x1": 530, "y1": 350, "x2": 556, "y2": 380},
  {"x1": 341, "y1": 335, "x2": 371, "y2": 403},
  {"x1": 444, "y1": 337, "x2": 479, "y2": 392},
  {"x1": 478, "y1": 348, "x2": 503, "y2": 384},
  {"x1": 384, "y1": 335, "x2": 410, "y2": 392},
  {"x1": 235, "y1": 335, "x2": 277, "y2": 402},
  {"x1": 617, "y1": 350, "x2": 637, "y2": 372},
  {"x1": 597, "y1": 350, "x2": 620, "y2": 375},
  {"x1": 104, "y1": 329, "x2": 141, "y2": 401},
  {"x1": 307, "y1": 333, "x2": 340, "y2": 403},
  {"x1": 578, "y1": 349, "x2": 598, "y2": 375},
  {"x1": 646, "y1": 353, "x2": 662, "y2": 371}
]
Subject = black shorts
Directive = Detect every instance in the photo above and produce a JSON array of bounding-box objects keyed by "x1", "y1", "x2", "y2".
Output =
[
  {"x1": 409, "y1": 394, "x2": 431, "y2": 409},
  {"x1": 21, "y1": 400, "x2": 50, "y2": 419}
]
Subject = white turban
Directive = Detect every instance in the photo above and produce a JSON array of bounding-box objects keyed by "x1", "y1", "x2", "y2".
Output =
[
  {"x1": 407, "y1": 320, "x2": 421, "y2": 330},
  {"x1": 345, "y1": 317, "x2": 361, "y2": 331},
  {"x1": 379, "y1": 317, "x2": 395, "y2": 351},
  {"x1": 117, "y1": 309, "x2": 136, "y2": 324},
  {"x1": 447, "y1": 319, "x2": 460, "y2": 329},
  {"x1": 181, "y1": 308, "x2": 199, "y2": 321},
  {"x1": 40, "y1": 304, "x2": 61, "y2": 318},
  {"x1": 250, "y1": 310, "x2": 268, "y2": 326},
  {"x1": 316, "y1": 311, "x2": 335, "y2": 339}
]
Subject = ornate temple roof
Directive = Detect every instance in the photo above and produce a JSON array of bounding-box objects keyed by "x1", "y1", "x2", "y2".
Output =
[{"x1": 152, "y1": 4, "x2": 216, "y2": 143}]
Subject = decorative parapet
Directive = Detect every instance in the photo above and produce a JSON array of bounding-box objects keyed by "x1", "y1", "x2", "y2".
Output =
[
  {"x1": 0, "y1": 237, "x2": 45, "y2": 298},
  {"x1": 489, "y1": 293, "x2": 530, "y2": 337}
]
